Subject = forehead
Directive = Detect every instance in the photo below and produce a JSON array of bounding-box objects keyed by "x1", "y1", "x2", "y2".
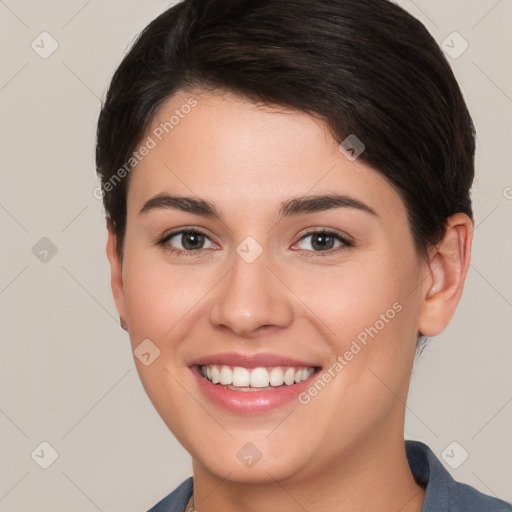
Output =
[{"x1": 126, "y1": 89, "x2": 404, "y2": 220}]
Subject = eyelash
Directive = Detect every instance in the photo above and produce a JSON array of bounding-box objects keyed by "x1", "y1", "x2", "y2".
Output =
[{"x1": 155, "y1": 228, "x2": 353, "y2": 258}]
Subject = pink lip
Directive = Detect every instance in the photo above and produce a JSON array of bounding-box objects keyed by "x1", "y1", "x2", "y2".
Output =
[
  {"x1": 190, "y1": 365, "x2": 320, "y2": 415},
  {"x1": 188, "y1": 351, "x2": 319, "y2": 368}
]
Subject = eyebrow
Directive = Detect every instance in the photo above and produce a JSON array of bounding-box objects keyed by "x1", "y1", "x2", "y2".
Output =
[{"x1": 139, "y1": 192, "x2": 378, "y2": 219}]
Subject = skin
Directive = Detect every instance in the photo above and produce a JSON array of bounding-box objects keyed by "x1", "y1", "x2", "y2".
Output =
[{"x1": 106, "y1": 89, "x2": 473, "y2": 512}]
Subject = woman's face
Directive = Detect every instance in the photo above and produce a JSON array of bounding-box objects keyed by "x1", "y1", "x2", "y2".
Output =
[{"x1": 110, "y1": 89, "x2": 431, "y2": 483}]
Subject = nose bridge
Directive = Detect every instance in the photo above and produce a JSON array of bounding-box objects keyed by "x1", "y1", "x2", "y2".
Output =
[{"x1": 208, "y1": 240, "x2": 293, "y2": 336}]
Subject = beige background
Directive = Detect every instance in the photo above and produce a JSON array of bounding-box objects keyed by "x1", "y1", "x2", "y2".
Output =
[{"x1": 1, "y1": 0, "x2": 511, "y2": 510}]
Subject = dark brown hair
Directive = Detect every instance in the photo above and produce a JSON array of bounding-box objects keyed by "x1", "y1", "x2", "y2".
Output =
[{"x1": 96, "y1": 0, "x2": 475, "y2": 266}]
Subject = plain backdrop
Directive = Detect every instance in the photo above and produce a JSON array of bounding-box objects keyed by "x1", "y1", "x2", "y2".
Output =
[{"x1": 0, "y1": 0, "x2": 511, "y2": 510}]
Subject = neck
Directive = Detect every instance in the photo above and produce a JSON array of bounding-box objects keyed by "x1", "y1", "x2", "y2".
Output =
[{"x1": 189, "y1": 430, "x2": 425, "y2": 512}]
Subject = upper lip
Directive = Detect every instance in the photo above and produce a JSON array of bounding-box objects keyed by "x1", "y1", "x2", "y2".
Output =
[{"x1": 189, "y1": 352, "x2": 321, "y2": 369}]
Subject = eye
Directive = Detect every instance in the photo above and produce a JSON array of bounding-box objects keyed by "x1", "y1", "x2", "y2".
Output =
[
  {"x1": 156, "y1": 227, "x2": 353, "y2": 258},
  {"x1": 157, "y1": 229, "x2": 217, "y2": 256},
  {"x1": 292, "y1": 229, "x2": 353, "y2": 255}
]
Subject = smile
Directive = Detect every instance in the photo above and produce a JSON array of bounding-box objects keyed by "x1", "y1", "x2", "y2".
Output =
[
  {"x1": 199, "y1": 364, "x2": 317, "y2": 391},
  {"x1": 190, "y1": 363, "x2": 322, "y2": 414}
]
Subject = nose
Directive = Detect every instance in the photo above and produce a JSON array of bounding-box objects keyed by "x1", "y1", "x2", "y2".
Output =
[{"x1": 208, "y1": 248, "x2": 294, "y2": 338}]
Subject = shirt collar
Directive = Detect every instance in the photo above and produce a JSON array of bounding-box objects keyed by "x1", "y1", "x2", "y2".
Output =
[{"x1": 406, "y1": 439, "x2": 459, "y2": 511}]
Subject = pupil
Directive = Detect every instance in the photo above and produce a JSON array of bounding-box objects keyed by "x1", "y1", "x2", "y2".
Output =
[
  {"x1": 312, "y1": 233, "x2": 333, "y2": 251},
  {"x1": 183, "y1": 232, "x2": 203, "y2": 250}
]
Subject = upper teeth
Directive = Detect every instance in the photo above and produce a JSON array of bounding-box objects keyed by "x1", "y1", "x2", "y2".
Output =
[{"x1": 200, "y1": 365, "x2": 316, "y2": 387}]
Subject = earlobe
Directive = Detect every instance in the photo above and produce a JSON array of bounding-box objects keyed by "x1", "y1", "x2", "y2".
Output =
[
  {"x1": 106, "y1": 226, "x2": 127, "y2": 325},
  {"x1": 418, "y1": 213, "x2": 473, "y2": 337}
]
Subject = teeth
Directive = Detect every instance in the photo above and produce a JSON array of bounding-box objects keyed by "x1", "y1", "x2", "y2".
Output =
[
  {"x1": 284, "y1": 367, "x2": 296, "y2": 385},
  {"x1": 269, "y1": 367, "x2": 284, "y2": 386},
  {"x1": 199, "y1": 364, "x2": 317, "y2": 388},
  {"x1": 219, "y1": 365, "x2": 233, "y2": 385},
  {"x1": 250, "y1": 367, "x2": 270, "y2": 387},
  {"x1": 232, "y1": 366, "x2": 250, "y2": 387},
  {"x1": 211, "y1": 365, "x2": 220, "y2": 384}
]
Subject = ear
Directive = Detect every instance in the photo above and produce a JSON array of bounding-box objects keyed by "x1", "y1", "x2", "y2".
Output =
[
  {"x1": 106, "y1": 225, "x2": 127, "y2": 325},
  {"x1": 418, "y1": 213, "x2": 473, "y2": 337}
]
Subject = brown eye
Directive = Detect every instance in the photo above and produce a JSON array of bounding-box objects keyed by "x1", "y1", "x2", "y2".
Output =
[
  {"x1": 159, "y1": 229, "x2": 216, "y2": 256},
  {"x1": 293, "y1": 229, "x2": 353, "y2": 255}
]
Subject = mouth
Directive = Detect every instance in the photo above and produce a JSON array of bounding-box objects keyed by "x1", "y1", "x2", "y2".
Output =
[
  {"x1": 196, "y1": 364, "x2": 320, "y2": 391},
  {"x1": 188, "y1": 353, "x2": 323, "y2": 415}
]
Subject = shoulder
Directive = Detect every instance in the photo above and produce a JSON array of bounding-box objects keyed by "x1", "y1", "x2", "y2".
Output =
[
  {"x1": 405, "y1": 440, "x2": 511, "y2": 512},
  {"x1": 455, "y1": 480, "x2": 512, "y2": 511},
  {"x1": 146, "y1": 476, "x2": 193, "y2": 512}
]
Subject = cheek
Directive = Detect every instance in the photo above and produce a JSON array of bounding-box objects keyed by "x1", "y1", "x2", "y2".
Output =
[
  {"x1": 120, "y1": 249, "x2": 207, "y2": 439},
  {"x1": 121, "y1": 245, "x2": 209, "y2": 341},
  {"x1": 292, "y1": 257, "x2": 411, "y2": 345},
  {"x1": 293, "y1": 253, "x2": 419, "y2": 400}
]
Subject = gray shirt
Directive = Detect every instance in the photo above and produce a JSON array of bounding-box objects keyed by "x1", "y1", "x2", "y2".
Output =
[{"x1": 147, "y1": 440, "x2": 511, "y2": 511}]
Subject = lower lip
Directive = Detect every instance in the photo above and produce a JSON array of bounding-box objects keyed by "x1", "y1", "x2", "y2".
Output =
[{"x1": 190, "y1": 365, "x2": 320, "y2": 415}]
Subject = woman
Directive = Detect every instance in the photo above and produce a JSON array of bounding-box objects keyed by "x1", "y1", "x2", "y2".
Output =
[{"x1": 95, "y1": 0, "x2": 511, "y2": 510}]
